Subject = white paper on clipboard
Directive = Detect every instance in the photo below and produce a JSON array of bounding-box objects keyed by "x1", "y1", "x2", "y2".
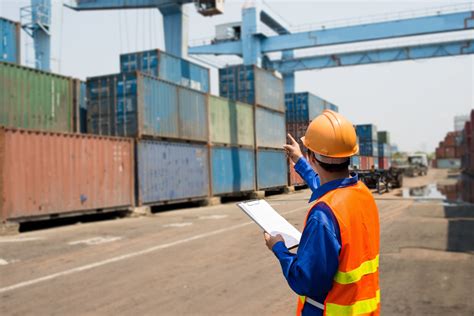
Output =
[{"x1": 237, "y1": 199, "x2": 302, "y2": 249}]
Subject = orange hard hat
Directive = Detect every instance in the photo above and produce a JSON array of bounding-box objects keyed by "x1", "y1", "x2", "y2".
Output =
[{"x1": 301, "y1": 110, "x2": 358, "y2": 162}]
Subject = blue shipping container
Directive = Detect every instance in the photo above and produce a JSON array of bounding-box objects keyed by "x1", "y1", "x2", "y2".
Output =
[
  {"x1": 378, "y1": 143, "x2": 391, "y2": 157},
  {"x1": 211, "y1": 147, "x2": 255, "y2": 195},
  {"x1": 356, "y1": 124, "x2": 378, "y2": 142},
  {"x1": 359, "y1": 141, "x2": 379, "y2": 157},
  {"x1": 285, "y1": 92, "x2": 326, "y2": 123},
  {"x1": 0, "y1": 17, "x2": 20, "y2": 64},
  {"x1": 120, "y1": 49, "x2": 210, "y2": 93},
  {"x1": 256, "y1": 107, "x2": 286, "y2": 148},
  {"x1": 137, "y1": 140, "x2": 209, "y2": 204},
  {"x1": 86, "y1": 72, "x2": 207, "y2": 141},
  {"x1": 350, "y1": 155, "x2": 361, "y2": 169},
  {"x1": 257, "y1": 149, "x2": 288, "y2": 189},
  {"x1": 373, "y1": 158, "x2": 379, "y2": 169},
  {"x1": 219, "y1": 65, "x2": 284, "y2": 112}
]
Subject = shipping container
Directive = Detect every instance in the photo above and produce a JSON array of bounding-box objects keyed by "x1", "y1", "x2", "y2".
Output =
[
  {"x1": 359, "y1": 141, "x2": 379, "y2": 157},
  {"x1": 0, "y1": 62, "x2": 75, "y2": 132},
  {"x1": 356, "y1": 124, "x2": 378, "y2": 142},
  {"x1": 219, "y1": 64, "x2": 284, "y2": 112},
  {"x1": 211, "y1": 146, "x2": 255, "y2": 195},
  {"x1": 373, "y1": 158, "x2": 379, "y2": 169},
  {"x1": 378, "y1": 157, "x2": 391, "y2": 170},
  {"x1": 136, "y1": 140, "x2": 209, "y2": 204},
  {"x1": 73, "y1": 79, "x2": 88, "y2": 133},
  {"x1": 87, "y1": 72, "x2": 208, "y2": 142},
  {"x1": 256, "y1": 149, "x2": 288, "y2": 189},
  {"x1": 286, "y1": 121, "x2": 309, "y2": 153},
  {"x1": 0, "y1": 17, "x2": 20, "y2": 64},
  {"x1": 324, "y1": 102, "x2": 339, "y2": 113},
  {"x1": 285, "y1": 92, "x2": 325, "y2": 123},
  {"x1": 378, "y1": 143, "x2": 391, "y2": 157},
  {"x1": 377, "y1": 131, "x2": 390, "y2": 144},
  {"x1": 350, "y1": 155, "x2": 361, "y2": 169},
  {"x1": 120, "y1": 49, "x2": 210, "y2": 93},
  {"x1": 436, "y1": 158, "x2": 461, "y2": 169},
  {"x1": 0, "y1": 128, "x2": 135, "y2": 222},
  {"x1": 256, "y1": 107, "x2": 286, "y2": 148},
  {"x1": 209, "y1": 95, "x2": 254, "y2": 147}
]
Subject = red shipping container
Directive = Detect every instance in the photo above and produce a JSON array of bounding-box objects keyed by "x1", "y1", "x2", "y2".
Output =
[
  {"x1": 436, "y1": 147, "x2": 445, "y2": 159},
  {"x1": 378, "y1": 157, "x2": 391, "y2": 170},
  {"x1": 444, "y1": 146, "x2": 456, "y2": 159},
  {"x1": 289, "y1": 154, "x2": 308, "y2": 186},
  {"x1": 0, "y1": 128, "x2": 135, "y2": 222},
  {"x1": 360, "y1": 156, "x2": 369, "y2": 170},
  {"x1": 444, "y1": 135, "x2": 456, "y2": 146}
]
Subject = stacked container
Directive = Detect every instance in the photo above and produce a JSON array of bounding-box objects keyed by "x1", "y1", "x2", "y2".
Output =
[
  {"x1": 377, "y1": 131, "x2": 392, "y2": 169},
  {"x1": 460, "y1": 110, "x2": 474, "y2": 202},
  {"x1": 219, "y1": 65, "x2": 287, "y2": 190},
  {"x1": 0, "y1": 17, "x2": 20, "y2": 64},
  {"x1": 285, "y1": 92, "x2": 331, "y2": 185},
  {"x1": 120, "y1": 49, "x2": 210, "y2": 93},
  {"x1": 356, "y1": 124, "x2": 378, "y2": 169},
  {"x1": 87, "y1": 52, "x2": 212, "y2": 205},
  {"x1": 434, "y1": 131, "x2": 463, "y2": 168},
  {"x1": 209, "y1": 95, "x2": 256, "y2": 195}
]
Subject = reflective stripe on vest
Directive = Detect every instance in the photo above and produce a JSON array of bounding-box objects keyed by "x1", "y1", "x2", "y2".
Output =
[
  {"x1": 326, "y1": 289, "x2": 380, "y2": 315},
  {"x1": 334, "y1": 255, "x2": 379, "y2": 285}
]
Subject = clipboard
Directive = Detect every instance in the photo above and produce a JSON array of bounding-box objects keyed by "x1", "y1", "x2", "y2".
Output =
[{"x1": 237, "y1": 199, "x2": 302, "y2": 249}]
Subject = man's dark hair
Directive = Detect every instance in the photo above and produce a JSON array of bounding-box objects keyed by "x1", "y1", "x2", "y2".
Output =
[{"x1": 308, "y1": 150, "x2": 350, "y2": 172}]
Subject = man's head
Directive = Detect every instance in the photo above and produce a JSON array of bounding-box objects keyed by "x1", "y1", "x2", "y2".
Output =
[{"x1": 302, "y1": 110, "x2": 358, "y2": 182}]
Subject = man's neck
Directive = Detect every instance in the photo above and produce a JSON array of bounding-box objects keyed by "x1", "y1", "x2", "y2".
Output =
[{"x1": 319, "y1": 170, "x2": 350, "y2": 186}]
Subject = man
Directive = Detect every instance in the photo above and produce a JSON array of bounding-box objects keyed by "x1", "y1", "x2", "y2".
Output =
[{"x1": 264, "y1": 110, "x2": 380, "y2": 316}]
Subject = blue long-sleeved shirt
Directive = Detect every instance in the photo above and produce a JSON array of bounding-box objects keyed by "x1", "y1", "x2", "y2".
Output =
[{"x1": 272, "y1": 157, "x2": 358, "y2": 315}]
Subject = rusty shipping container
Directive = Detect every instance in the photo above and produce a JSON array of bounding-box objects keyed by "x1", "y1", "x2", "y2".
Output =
[
  {"x1": 0, "y1": 62, "x2": 75, "y2": 132},
  {"x1": 0, "y1": 128, "x2": 135, "y2": 222}
]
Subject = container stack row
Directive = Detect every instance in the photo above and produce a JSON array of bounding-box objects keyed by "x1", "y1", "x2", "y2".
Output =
[
  {"x1": 460, "y1": 110, "x2": 474, "y2": 203},
  {"x1": 434, "y1": 131, "x2": 463, "y2": 169},
  {"x1": 354, "y1": 124, "x2": 379, "y2": 169},
  {"x1": 0, "y1": 60, "x2": 134, "y2": 223},
  {"x1": 0, "y1": 17, "x2": 20, "y2": 64},
  {"x1": 87, "y1": 49, "x2": 212, "y2": 206},
  {"x1": 219, "y1": 64, "x2": 288, "y2": 190},
  {"x1": 377, "y1": 131, "x2": 392, "y2": 169},
  {"x1": 285, "y1": 92, "x2": 338, "y2": 186}
]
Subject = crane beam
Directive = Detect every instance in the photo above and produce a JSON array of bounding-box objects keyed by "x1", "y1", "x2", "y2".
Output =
[
  {"x1": 189, "y1": 11, "x2": 474, "y2": 55},
  {"x1": 65, "y1": 0, "x2": 192, "y2": 11},
  {"x1": 268, "y1": 40, "x2": 474, "y2": 73}
]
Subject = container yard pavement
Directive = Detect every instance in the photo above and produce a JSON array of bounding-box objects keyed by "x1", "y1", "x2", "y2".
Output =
[{"x1": 0, "y1": 170, "x2": 473, "y2": 315}]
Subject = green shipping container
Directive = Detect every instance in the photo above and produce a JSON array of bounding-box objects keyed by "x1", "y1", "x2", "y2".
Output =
[
  {"x1": 209, "y1": 95, "x2": 254, "y2": 147},
  {"x1": 377, "y1": 131, "x2": 390, "y2": 144},
  {"x1": 0, "y1": 62, "x2": 74, "y2": 132}
]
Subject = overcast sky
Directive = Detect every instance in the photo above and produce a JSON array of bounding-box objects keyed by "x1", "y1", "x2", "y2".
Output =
[{"x1": 1, "y1": 0, "x2": 473, "y2": 152}]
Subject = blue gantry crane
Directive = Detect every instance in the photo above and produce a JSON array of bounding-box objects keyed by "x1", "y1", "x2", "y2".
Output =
[
  {"x1": 189, "y1": 4, "x2": 474, "y2": 93},
  {"x1": 20, "y1": 0, "x2": 52, "y2": 71}
]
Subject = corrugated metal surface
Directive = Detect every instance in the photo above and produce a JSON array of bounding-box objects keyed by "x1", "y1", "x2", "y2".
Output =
[
  {"x1": 219, "y1": 65, "x2": 284, "y2": 112},
  {"x1": 256, "y1": 107, "x2": 286, "y2": 148},
  {"x1": 178, "y1": 87, "x2": 208, "y2": 142},
  {"x1": 211, "y1": 146, "x2": 255, "y2": 195},
  {"x1": 378, "y1": 157, "x2": 391, "y2": 170},
  {"x1": 87, "y1": 72, "x2": 208, "y2": 141},
  {"x1": 209, "y1": 95, "x2": 254, "y2": 146},
  {"x1": 0, "y1": 18, "x2": 20, "y2": 64},
  {"x1": 378, "y1": 143, "x2": 391, "y2": 157},
  {"x1": 257, "y1": 149, "x2": 288, "y2": 189},
  {"x1": 0, "y1": 128, "x2": 134, "y2": 221},
  {"x1": 285, "y1": 92, "x2": 325, "y2": 123},
  {"x1": 137, "y1": 140, "x2": 209, "y2": 204},
  {"x1": 289, "y1": 159, "x2": 306, "y2": 186},
  {"x1": 351, "y1": 155, "x2": 361, "y2": 169},
  {"x1": 73, "y1": 79, "x2": 88, "y2": 133},
  {"x1": 356, "y1": 124, "x2": 378, "y2": 142},
  {"x1": 120, "y1": 49, "x2": 210, "y2": 93},
  {"x1": 286, "y1": 121, "x2": 309, "y2": 155},
  {"x1": 359, "y1": 141, "x2": 379, "y2": 157},
  {"x1": 377, "y1": 131, "x2": 390, "y2": 144},
  {"x1": 0, "y1": 62, "x2": 74, "y2": 132}
]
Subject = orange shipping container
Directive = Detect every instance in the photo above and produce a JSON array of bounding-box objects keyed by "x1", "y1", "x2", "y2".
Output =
[{"x1": 0, "y1": 128, "x2": 135, "y2": 222}]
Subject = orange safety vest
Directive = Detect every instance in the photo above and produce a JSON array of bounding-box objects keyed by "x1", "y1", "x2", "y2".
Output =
[{"x1": 296, "y1": 180, "x2": 380, "y2": 316}]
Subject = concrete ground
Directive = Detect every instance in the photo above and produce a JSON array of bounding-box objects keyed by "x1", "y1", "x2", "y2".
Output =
[{"x1": 0, "y1": 169, "x2": 473, "y2": 315}]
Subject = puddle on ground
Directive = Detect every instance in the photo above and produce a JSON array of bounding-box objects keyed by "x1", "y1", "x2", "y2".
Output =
[
  {"x1": 402, "y1": 184, "x2": 446, "y2": 199},
  {"x1": 401, "y1": 174, "x2": 474, "y2": 203}
]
